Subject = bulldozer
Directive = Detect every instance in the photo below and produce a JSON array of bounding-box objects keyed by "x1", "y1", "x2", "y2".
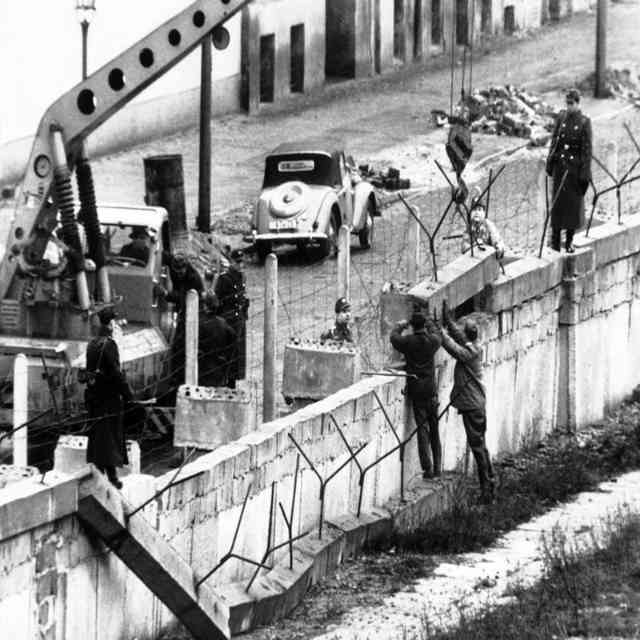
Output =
[{"x1": 0, "y1": 0, "x2": 252, "y2": 466}]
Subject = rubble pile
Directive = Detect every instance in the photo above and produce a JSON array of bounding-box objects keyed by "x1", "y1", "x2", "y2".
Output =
[
  {"x1": 433, "y1": 85, "x2": 558, "y2": 146},
  {"x1": 577, "y1": 66, "x2": 640, "y2": 106},
  {"x1": 358, "y1": 164, "x2": 411, "y2": 190}
]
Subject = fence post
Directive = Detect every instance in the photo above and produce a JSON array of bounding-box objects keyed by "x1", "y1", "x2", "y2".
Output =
[
  {"x1": 263, "y1": 254, "x2": 278, "y2": 423},
  {"x1": 406, "y1": 211, "x2": 420, "y2": 284},
  {"x1": 337, "y1": 225, "x2": 350, "y2": 301},
  {"x1": 185, "y1": 289, "x2": 199, "y2": 386},
  {"x1": 13, "y1": 353, "x2": 28, "y2": 467}
]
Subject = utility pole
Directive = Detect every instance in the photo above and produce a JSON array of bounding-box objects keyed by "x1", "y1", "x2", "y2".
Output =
[
  {"x1": 197, "y1": 36, "x2": 213, "y2": 232},
  {"x1": 594, "y1": 0, "x2": 608, "y2": 98}
]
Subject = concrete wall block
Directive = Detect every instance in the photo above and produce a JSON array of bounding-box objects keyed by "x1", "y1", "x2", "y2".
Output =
[
  {"x1": 563, "y1": 246, "x2": 595, "y2": 278},
  {"x1": 282, "y1": 342, "x2": 362, "y2": 400},
  {"x1": 174, "y1": 385, "x2": 255, "y2": 450},
  {"x1": 53, "y1": 436, "x2": 140, "y2": 476}
]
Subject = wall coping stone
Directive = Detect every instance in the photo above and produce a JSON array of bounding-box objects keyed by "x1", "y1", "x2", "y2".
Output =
[{"x1": 574, "y1": 215, "x2": 640, "y2": 269}]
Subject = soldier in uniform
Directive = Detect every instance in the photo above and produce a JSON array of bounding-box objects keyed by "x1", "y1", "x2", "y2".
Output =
[
  {"x1": 321, "y1": 297, "x2": 354, "y2": 343},
  {"x1": 198, "y1": 291, "x2": 237, "y2": 388},
  {"x1": 390, "y1": 312, "x2": 443, "y2": 479},
  {"x1": 214, "y1": 249, "x2": 250, "y2": 388},
  {"x1": 84, "y1": 307, "x2": 133, "y2": 489},
  {"x1": 546, "y1": 88, "x2": 593, "y2": 253}
]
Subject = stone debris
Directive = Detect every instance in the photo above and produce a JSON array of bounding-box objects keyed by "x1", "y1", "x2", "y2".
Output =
[
  {"x1": 358, "y1": 165, "x2": 411, "y2": 191},
  {"x1": 433, "y1": 85, "x2": 558, "y2": 147},
  {"x1": 577, "y1": 65, "x2": 640, "y2": 106}
]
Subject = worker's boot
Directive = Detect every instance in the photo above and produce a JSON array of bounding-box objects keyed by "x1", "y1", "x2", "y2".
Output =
[
  {"x1": 106, "y1": 467, "x2": 123, "y2": 490},
  {"x1": 565, "y1": 229, "x2": 575, "y2": 253}
]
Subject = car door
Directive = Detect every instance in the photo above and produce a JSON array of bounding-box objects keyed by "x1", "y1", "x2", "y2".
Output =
[{"x1": 336, "y1": 152, "x2": 354, "y2": 227}]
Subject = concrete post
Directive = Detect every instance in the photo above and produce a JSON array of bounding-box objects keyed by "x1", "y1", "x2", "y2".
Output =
[
  {"x1": 407, "y1": 213, "x2": 421, "y2": 284},
  {"x1": 263, "y1": 254, "x2": 278, "y2": 423},
  {"x1": 185, "y1": 289, "x2": 199, "y2": 386},
  {"x1": 13, "y1": 353, "x2": 28, "y2": 467},
  {"x1": 595, "y1": 0, "x2": 608, "y2": 98},
  {"x1": 337, "y1": 225, "x2": 351, "y2": 301}
]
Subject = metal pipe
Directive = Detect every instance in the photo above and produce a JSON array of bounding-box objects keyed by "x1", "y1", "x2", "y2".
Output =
[
  {"x1": 185, "y1": 289, "x2": 199, "y2": 386},
  {"x1": 197, "y1": 36, "x2": 212, "y2": 233},
  {"x1": 594, "y1": 0, "x2": 608, "y2": 99}
]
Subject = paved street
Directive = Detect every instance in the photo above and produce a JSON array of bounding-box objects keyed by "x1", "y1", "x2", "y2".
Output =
[{"x1": 88, "y1": 2, "x2": 640, "y2": 225}]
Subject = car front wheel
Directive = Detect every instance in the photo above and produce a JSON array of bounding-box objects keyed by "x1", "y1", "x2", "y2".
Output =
[{"x1": 319, "y1": 210, "x2": 340, "y2": 259}]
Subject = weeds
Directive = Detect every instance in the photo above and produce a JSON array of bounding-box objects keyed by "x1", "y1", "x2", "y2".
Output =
[{"x1": 421, "y1": 508, "x2": 640, "y2": 639}]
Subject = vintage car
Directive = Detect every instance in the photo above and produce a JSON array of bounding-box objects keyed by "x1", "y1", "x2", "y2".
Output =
[{"x1": 248, "y1": 144, "x2": 380, "y2": 261}]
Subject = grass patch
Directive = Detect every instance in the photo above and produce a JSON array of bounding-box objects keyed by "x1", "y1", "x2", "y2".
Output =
[
  {"x1": 422, "y1": 507, "x2": 640, "y2": 639},
  {"x1": 384, "y1": 401, "x2": 640, "y2": 555}
]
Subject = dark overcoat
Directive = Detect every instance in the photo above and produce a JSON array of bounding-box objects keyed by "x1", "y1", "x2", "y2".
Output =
[
  {"x1": 198, "y1": 312, "x2": 237, "y2": 387},
  {"x1": 85, "y1": 330, "x2": 133, "y2": 468},
  {"x1": 546, "y1": 109, "x2": 593, "y2": 231},
  {"x1": 215, "y1": 268, "x2": 249, "y2": 381}
]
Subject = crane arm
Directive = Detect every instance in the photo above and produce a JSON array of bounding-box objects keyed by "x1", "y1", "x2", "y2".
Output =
[{"x1": 0, "y1": 0, "x2": 252, "y2": 302}]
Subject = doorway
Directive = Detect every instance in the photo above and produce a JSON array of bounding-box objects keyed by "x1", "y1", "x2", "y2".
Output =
[
  {"x1": 413, "y1": 0, "x2": 423, "y2": 59},
  {"x1": 290, "y1": 24, "x2": 305, "y2": 93},
  {"x1": 456, "y1": 0, "x2": 469, "y2": 46},
  {"x1": 325, "y1": 0, "x2": 356, "y2": 78},
  {"x1": 481, "y1": 0, "x2": 492, "y2": 33},
  {"x1": 260, "y1": 34, "x2": 275, "y2": 103},
  {"x1": 504, "y1": 5, "x2": 516, "y2": 35},
  {"x1": 431, "y1": 0, "x2": 442, "y2": 45},
  {"x1": 394, "y1": 0, "x2": 405, "y2": 60}
]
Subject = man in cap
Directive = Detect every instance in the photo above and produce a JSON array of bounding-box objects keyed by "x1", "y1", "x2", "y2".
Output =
[
  {"x1": 120, "y1": 226, "x2": 151, "y2": 264},
  {"x1": 321, "y1": 297, "x2": 354, "y2": 343},
  {"x1": 215, "y1": 249, "x2": 250, "y2": 388},
  {"x1": 84, "y1": 307, "x2": 133, "y2": 489},
  {"x1": 390, "y1": 311, "x2": 443, "y2": 479},
  {"x1": 441, "y1": 306, "x2": 495, "y2": 503},
  {"x1": 198, "y1": 290, "x2": 237, "y2": 388},
  {"x1": 546, "y1": 88, "x2": 592, "y2": 253}
]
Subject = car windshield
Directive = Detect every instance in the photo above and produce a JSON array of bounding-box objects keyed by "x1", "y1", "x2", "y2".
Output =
[
  {"x1": 102, "y1": 224, "x2": 155, "y2": 265},
  {"x1": 263, "y1": 153, "x2": 338, "y2": 189}
]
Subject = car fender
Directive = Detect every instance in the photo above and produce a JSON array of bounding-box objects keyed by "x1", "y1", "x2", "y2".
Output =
[
  {"x1": 352, "y1": 182, "x2": 377, "y2": 231},
  {"x1": 313, "y1": 191, "x2": 341, "y2": 233}
]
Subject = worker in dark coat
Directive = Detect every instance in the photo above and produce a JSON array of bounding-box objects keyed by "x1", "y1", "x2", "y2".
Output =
[
  {"x1": 546, "y1": 88, "x2": 592, "y2": 253},
  {"x1": 214, "y1": 249, "x2": 249, "y2": 388},
  {"x1": 156, "y1": 253, "x2": 205, "y2": 402},
  {"x1": 84, "y1": 307, "x2": 133, "y2": 489},
  {"x1": 441, "y1": 310, "x2": 495, "y2": 502},
  {"x1": 321, "y1": 297, "x2": 354, "y2": 343},
  {"x1": 120, "y1": 226, "x2": 151, "y2": 264},
  {"x1": 390, "y1": 312, "x2": 443, "y2": 479},
  {"x1": 198, "y1": 291, "x2": 237, "y2": 388}
]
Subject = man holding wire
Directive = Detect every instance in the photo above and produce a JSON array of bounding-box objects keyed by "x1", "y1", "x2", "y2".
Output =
[{"x1": 390, "y1": 311, "x2": 443, "y2": 479}]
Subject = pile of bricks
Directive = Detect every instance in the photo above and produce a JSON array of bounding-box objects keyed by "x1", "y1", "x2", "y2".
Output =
[
  {"x1": 432, "y1": 86, "x2": 558, "y2": 146},
  {"x1": 577, "y1": 66, "x2": 640, "y2": 106}
]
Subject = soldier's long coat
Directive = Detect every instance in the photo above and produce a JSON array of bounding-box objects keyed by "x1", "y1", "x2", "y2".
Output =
[{"x1": 546, "y1": 108, "x2": 593, "y2": 231}]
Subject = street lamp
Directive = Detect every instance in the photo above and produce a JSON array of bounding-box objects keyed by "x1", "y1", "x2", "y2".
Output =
[{"x1": 75, "y1": 0, "x2": 96, "y2": 80}]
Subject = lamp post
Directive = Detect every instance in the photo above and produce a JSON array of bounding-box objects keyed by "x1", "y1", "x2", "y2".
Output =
[{"x1": 75, "y1": 0, "x2": 96, "y2": 81}]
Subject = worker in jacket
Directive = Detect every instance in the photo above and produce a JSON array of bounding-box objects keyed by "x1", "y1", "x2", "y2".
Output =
[
  {"x1": 390, "y1": 311, "x2": 443, "y2": 479},
  {"x1": 198, "y1": 291, "x2": 237, "y2": 388},
  {"x1": 441, "y1": 309, "x2": 495, "y2": 502},
  {"x1": 215, "y1": 249, "x2": 250, "y2": 387},
  {"x1": 84, "y1": 307, "x2": 133, "y2": 489},
  {"x1": 546, "y1": 88, "x2": 592, "y2": 253}
]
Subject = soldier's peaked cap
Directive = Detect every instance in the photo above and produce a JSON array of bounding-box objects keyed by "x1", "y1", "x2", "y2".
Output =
[
  {"x1": 565, "y1": 88, "x2": 581, "y2": 103},
  {"x1": 97, "y1": 307, "x2": 118, "y2": 325},
  {"x1": 335, "y1": 297, "x2": 351, "y2": 313}
]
